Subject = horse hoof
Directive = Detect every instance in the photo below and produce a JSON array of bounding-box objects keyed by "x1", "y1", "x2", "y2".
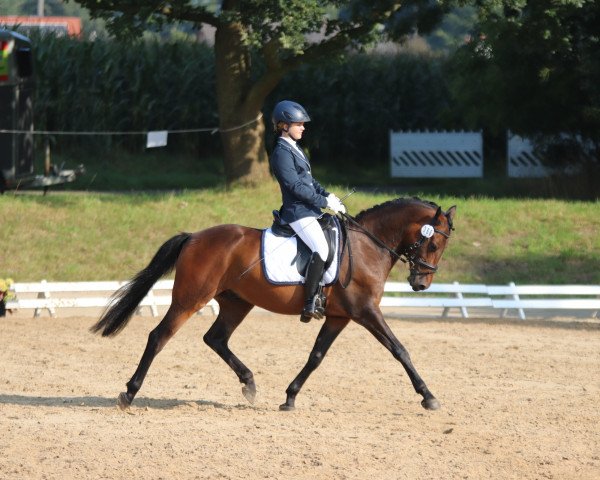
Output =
[
  {"x1": 242, "y1": 384, "x2": 256, "y2": 404},
  {"x1": 279, "y1": 403, "x2": 295, "y2": 412},
  {"x1": 421, "y1": 397, "x2": 441, "y2": 410},
  {"x1": 117, "y1": 392, "x2": 131, "y2": 410}
]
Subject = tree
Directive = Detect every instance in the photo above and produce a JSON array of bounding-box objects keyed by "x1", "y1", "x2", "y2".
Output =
[
  {"x1": 447, "y1": 0, "x2": 600, "y2": 143},
  {"x1": 71, "y1": 0, "x2": 454, "y2": 185},
  {"x1": 426, "y1": 5, "x2": 476, "y2": 52}
]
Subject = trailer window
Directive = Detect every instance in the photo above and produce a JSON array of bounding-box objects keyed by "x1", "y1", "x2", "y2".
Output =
[{"x1": 15, "y1": 47, "x2": 33, "y2": 78}]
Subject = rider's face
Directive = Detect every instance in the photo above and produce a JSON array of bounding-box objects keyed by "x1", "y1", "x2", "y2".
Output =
[{"x1": 286, "y1": 122, "x2": 305, "y2": 141}]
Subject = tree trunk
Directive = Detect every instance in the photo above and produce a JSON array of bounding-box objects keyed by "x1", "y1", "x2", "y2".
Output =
[{"x1": 215, "y1": 21, "x2": 270, "y2": 186}]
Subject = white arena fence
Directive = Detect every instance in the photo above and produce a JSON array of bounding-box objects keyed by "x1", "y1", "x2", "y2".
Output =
[
  {"x1": 507, "y1": 131, "x2": 598, "y2": 178},
  {"x1": 390, "y1": 130, "x2": 596, "y2": 179},
  {"x1": 5, "y1": 280, "x2": 599, "y2": 320},
  {"x1": 390, "y1": 130, "x2": 484, "y2": 178},
  {"x1": 5, "y1": 280, "x2": 219, "y2": 318},
  {"x1": 506, "y1": 132, "x2": 549, "y2": 178}
]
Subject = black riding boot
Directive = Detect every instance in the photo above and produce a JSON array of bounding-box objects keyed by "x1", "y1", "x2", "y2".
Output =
[{"x1": 300, "y1": 253, "x2": 326, "y2": 323}]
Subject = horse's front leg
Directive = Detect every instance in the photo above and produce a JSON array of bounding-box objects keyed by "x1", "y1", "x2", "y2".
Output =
[
  {"x1": 357, "y1": 305, "x2": 440, "y2": 410},
  {"x1": 280, "y1": 315, "x2": 350, "y2": 411}
]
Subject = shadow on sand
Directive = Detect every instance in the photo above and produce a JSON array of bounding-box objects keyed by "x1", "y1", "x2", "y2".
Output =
[{"x1": 0, "y1": 394, "x2": 257, "y2": 411}]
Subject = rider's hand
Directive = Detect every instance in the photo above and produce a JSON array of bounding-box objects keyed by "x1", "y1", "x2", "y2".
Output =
[{"x1": 327, "y1": 194, "x2": 346, "y2": 214}]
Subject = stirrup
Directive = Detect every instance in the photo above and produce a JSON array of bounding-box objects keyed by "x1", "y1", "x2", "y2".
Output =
[{"x1": 300, "y1": 294, "x2": 325, "y2": 323}]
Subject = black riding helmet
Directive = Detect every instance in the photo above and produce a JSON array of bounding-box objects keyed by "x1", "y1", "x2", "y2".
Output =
[{"x1": 271, "y1": 100, "x2": 311, "y2": 130}]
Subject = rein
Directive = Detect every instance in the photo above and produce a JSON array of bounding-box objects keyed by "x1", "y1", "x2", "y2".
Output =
[
  {"x1": 341, "y1": 212, "x2": 403, "y2": 260},
  {"x1": 338, "y1": 209, "x2": 453, "y2": 286}
]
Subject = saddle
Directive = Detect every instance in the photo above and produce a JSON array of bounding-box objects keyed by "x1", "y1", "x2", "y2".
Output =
[{"x1": 271, "y1": 211, "x2": 337, "y2": 277}]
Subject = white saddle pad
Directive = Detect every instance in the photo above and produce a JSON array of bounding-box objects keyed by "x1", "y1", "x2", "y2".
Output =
[{"x1": 261, "y1": 225, "x2": 341, "y2": 286}]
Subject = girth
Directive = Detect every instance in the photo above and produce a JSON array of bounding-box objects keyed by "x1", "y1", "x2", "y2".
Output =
[{"x1": 271, "y1": 211, "x2": 338, "y2": 276}]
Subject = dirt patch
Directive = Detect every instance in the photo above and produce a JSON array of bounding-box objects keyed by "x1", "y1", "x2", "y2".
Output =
[{"x1": 1, "y1": 312, "x2": 599, "y2": 479}]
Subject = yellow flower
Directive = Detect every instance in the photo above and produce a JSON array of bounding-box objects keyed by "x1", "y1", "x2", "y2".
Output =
[{"x1": 0, "y1": 278, "x2": 14, "y2": 292}]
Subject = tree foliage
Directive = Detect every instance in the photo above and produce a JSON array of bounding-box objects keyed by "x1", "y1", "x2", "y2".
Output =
[
  {"x1": 426, "y1": 5, "x2": 476, "y2": 52},
  {"x1": 447, "y1": 0, "x2": 600, "y2": 143}
]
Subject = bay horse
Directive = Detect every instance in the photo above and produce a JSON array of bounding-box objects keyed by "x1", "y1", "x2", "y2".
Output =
[{"x1": 92, "y1": 197, "x2": 456, "y2": 411}]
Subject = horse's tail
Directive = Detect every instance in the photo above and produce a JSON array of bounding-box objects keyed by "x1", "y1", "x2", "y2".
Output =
[{"x1": 91, "y1": 232, "x2": 192, "y2": 337}]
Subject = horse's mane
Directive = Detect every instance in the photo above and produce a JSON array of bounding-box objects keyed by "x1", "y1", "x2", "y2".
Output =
[{"x1": 354, "y1": 197, "x2": 439, "y2": 222}]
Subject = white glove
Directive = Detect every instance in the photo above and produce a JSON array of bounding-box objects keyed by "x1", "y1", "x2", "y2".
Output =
[{"x1": 326, "y1": 194, "x2": 346, "y2": 214}]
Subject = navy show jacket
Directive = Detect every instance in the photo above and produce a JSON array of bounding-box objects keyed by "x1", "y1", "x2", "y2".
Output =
[{"x1": 270, "y1": 137, "x2": 329, "y2": 224}]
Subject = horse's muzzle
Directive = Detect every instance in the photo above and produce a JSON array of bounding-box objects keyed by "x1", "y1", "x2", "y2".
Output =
[{"x1": 408, "y1": 273, "x2": 429, "y2": 291}]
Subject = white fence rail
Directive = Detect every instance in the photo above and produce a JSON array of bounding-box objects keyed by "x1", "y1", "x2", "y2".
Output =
[
  {"x1": 390, "y1": 130, "x2": 483, "y2": 178},
  {"x1": 5, "y1": 280, "x2": 600, "y2": 320},
  {"x1": 6, "y1": 280, "x2": 219, "y2": 318},
  {"x1": 487, "y1": 282, "x2": 600, "y2": 320},
  {"x1": 379, "y1": 282, "x2": 491, "y2": 318}
]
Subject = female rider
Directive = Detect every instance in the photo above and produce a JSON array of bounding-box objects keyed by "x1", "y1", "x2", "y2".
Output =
[{"x1": 269, "y1": 100, "x2": 346, "y2": 322}]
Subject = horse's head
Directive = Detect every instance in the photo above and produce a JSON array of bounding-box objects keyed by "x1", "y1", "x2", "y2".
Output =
[
  {"x1": 351, "y1": 198, "x2": 456, "y2": 292},
  {"x1": 403, "y1": 205, "x2": 456, "y2": 291}
]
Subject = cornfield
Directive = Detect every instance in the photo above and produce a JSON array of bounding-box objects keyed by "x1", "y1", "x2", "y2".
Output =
[
  {"x1": 29, "y1": 34, "x2": 451, "y2": 163},
  {"x1": 31, "y1": 34, "x2": 218, "y2": 153},
  {"x1": 273, "y1": 52, "x2": 450, "y2": 165}
]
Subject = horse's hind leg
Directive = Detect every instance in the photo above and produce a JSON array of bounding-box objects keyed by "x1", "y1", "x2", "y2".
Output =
[
  {"x1": 203, "y1": 291, "x2": 256, "y2": 403},
  {"x1": 280, "y1": 315, "x2": 350, "y2": 411},
  {"x1": 118, "y1": 304, "x2": 197, "y2": 410}
]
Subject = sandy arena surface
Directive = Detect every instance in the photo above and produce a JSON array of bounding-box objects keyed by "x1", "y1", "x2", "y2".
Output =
[{"x1": 0, "y1": 310, "x2": 599, "y2": 480}]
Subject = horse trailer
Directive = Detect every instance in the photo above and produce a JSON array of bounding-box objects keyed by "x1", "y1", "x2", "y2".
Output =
[{"x1": 0, "y1": 29, "x2": 83, "y2": 193}]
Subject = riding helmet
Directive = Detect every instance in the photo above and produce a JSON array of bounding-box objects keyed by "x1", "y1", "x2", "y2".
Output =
[{"x1": 271, "y1": 100, "x2": 311, "y2": 128}]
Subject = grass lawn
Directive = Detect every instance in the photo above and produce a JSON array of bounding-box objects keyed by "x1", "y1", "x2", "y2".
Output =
[{"x1": 1, "y1": 182, "x2": 598, "y2": 285}]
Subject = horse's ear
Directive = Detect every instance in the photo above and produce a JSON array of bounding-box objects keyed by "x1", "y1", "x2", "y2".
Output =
[
  {"x1": 446, "y1": 205, "x2": 457, "y2": 221},
  {"x1": 434, "y1": 206, "x2": 442, "y2": 219}
]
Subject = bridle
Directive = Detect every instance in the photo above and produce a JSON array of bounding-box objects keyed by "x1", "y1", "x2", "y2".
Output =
[
  {"x1": 339, "y1": 208, "x2": 454, "y2": 285},
  {"x1": 400, "y1": 218, "x2": 452, "y2": 276}
]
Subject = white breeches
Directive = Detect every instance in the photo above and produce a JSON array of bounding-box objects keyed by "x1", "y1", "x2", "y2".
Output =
[{"x1": 289, "y1": 216, "x2": 328, "y2": 262}]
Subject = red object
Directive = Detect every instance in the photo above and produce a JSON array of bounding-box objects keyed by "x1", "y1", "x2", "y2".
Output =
[{"x1": 0, "y1": 16, "x2": 82, "y2": 37}]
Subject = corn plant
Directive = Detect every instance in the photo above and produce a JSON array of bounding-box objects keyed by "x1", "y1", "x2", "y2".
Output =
[{"x1": 31, "y1": 34, "x2": 217, "y2": 153}]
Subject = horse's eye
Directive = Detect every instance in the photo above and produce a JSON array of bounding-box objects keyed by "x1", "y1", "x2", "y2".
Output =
[{"x1": 428, "y1": 242, "x2": 438, "y2": 252}]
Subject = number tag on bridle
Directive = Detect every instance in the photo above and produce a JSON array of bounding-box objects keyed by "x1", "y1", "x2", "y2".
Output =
[{"x1": 420, "y1": 224, "x2": 434, "y2": 238}]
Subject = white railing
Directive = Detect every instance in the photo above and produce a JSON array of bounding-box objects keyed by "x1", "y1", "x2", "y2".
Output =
[
  {"x1": 383, "y1": 281, "x2": 600, "y2": 320},
  {"x1": 487, "y1": 282, "x2": 600, "y2": 320},
  {"x1": 5, "y1": 280, "x2": 600, "y2": 320},
  {"x1": 6, "y1": 279, "x2": 219, "y2": 318},
  {"x1": 380, "y1": 282, "x2": 491, "y2": 318}
]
